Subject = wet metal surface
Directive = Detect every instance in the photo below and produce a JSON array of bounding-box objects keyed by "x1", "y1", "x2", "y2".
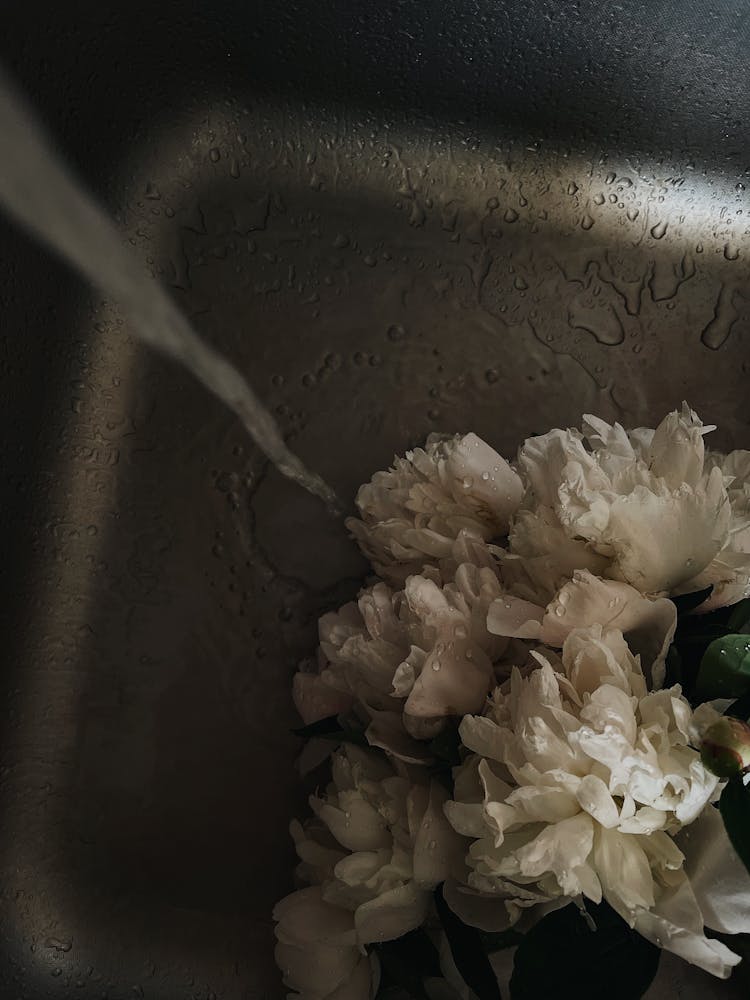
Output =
[{"x1": 1, "y1": 2, "x2": 749, "y2": 997}]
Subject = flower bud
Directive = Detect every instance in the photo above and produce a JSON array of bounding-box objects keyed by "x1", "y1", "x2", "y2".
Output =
[{"x1": 700, "y1": 717, "x2": 750, "y2": 778}]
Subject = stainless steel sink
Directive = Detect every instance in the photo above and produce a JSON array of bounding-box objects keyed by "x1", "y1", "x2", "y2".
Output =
[{"x1": 1, "y1": 2, "x2": 749, "y2": 997}]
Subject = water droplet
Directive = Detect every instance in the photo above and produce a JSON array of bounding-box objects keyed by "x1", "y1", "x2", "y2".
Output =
[
  {"x1": 504, "y1": 207, "x2": 519, "y2": 223},
  {"x1": 605, "y1": 172, "x2": 617, "y2": 185},
  {"x1": 593, "y1": 193, "x2": 605, "y2": 206},
  {"x1": 554, "y1": 607, "x2": 565, "y2": 617},
  {"x1": 429, "y1": 840, "x2": 437, "y2": 849},
  {"x1": 650, "y1": 220, "x2": 668, "y2": 240},
  {"x1": 724, "y1": 242, "x2": 740, "y2": 261},
  {"x1": 363, "y1": 254, "x2": 377, "y2": 267},
  {"x1": 626, "y1": 207, "x2": 639, "y2": 221},
  {"x1": 567, "y1": 181, "x2": 579, "y2": 196},
  {"x1": 581, "y1": 214, "x2": 595, "y2": 230},
  {"x1": 607, "y1": 598, "x2": 619, "y2": 608},
  {"x1": 209, "y1": 147, "x2": 221, "y2": 163},
  {"x1": 486, "y1": 196, "x2": 499, "y2": 210},
  {"x1": 481, "y1": 471, "x2": 491, "y2": 481},
  {"x1": 513, "y1": 275, "x2": 529, "y2": 290},
  {"x1": 632, "y1": 344, "x2": 643, "y2": 354},
  {"x1": 485, "y1": 367, "x2": 499, "y2": 383},
  {"x1": 432, "y1": 660, "x2": 442, "y2": 672},
  {"x1": 462, "y1": 476, "x2": 473, "y2": 489},
  {"x1": 696, "y1": 242, "x2": 704, "y2": 253},
  {"x1": 387, "y1": 324, "x2": 407, "y2": 342}
]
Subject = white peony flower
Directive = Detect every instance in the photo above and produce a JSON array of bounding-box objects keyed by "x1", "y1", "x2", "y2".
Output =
[
  {"x1": 689, "y1": 449, "x2": 750, "y2": 610},
  {"x1": 293, "y1": 565, "x2": 511, "y2": 762},
  {"x1": 347, "y1": 433, "x2": 523, "y2": 587},
  {"x1": 507, "y1": 404, "x2": 731, "y2": 600},
  {"x1": 291, "y1": 745, "x2": 466, "y2": 946},
  {"x1": 445, "y1": 625, "x2": 744, "y2": 978},
  {"x1": 486, "y1": 568, "x2": 677, "y2": 687},
  {"x1": 273, "y1": 885, "x2": 377, "y2": 1000}
]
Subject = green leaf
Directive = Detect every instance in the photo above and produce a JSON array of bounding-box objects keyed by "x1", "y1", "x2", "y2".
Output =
[
  {"x1": 291, "y1": 714, "x2": 368, "y2": 747},
  {"x1": 434, "y1": 884, "x2": 502, "y2": 1000},
  {"x1": 509, "y1": 901, "x2": 659, "y2": 1000},
  {"x1": 375, "y1": 929, "x2": 441, "y2": 1000},
  {"x1": 728, "y1": 598, "x2": 750, "y2": 633},
  {"x1": 669, "y1": 585, "x2": 713, "y2": 617},
  {"x1": 720, "y1": 777, "x2": 750, "y2": 877},
  {"x1": 696, "y1": 634, "x2": 750, "y2": 700}
]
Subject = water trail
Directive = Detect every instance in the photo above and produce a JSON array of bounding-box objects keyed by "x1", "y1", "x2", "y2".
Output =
[{"x1": 0, "y1": 69, "x2": 341, "y2": 515}]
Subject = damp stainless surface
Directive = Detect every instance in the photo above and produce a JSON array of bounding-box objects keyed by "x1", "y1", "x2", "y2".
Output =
[{"x1": 1, "y1": 2, "x2": 749, "y2": 998}]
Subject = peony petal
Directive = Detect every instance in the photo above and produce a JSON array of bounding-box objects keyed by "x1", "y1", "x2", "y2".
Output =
[
  {"x1": 628, "y1": 878, "x2": 742, "y2": 980},
  {"x1": 445, "y1": 432, "x2": 523, "y2": 530},
  {"x1": 413, "y1": 780, "x2": 467, "y2": 887},
  {"x1": 595, "y1": 827, "x2": 654, "y2": 911},
  {"x1": 293, "y1": 672, "x2": 355, "y2": 725},
  {"x1": 311, "y1": 793, "x2": 391, "y2": 853},
  {"x1": 444, "y1": 800, "x2": 487, "y2": 839},
  {"x1": 274, "y1": 938, "x2": 360, "y2": 995},
  {"x1": 354, "y1": 883, "x2": 429, "y2": 944},
  {"x1": 326, "y1": 955, "x2": 375, "y2": 1000},
  {"x1": 576, "y1": 773, "x2": 619, "y2": 828},
  {"x1": 515, "y1": 812, "x2": 594, "y2": 885},
  {"x1": 486, "y1": 596, "x2": 545, "y2": 640},
  {"x1": 604, "y1": 472, "x2": 729, "y2": 594},
  {"x1": 442, "y1": 879, "x2": 515, "y2": 932},
  {"x1": 677, "y1": 803, "x2": 750, "y2": 935},
  {"x1": 647, "y1": 403, "x2": 708, "y2": 490},
  {"x1": 365, "y1": 708, "x2": 434, "y2": 765},
  {"x1": 273, "y1": 886, "x2": 358, "y2": 948},
  {"x1": 405, "y1": 640, "x2": 494, "y2": 718}
]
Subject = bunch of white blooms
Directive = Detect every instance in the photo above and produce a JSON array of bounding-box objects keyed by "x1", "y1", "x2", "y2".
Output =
[{"x1": 276, "y1": 408, "x2": 750, "y2": 998}]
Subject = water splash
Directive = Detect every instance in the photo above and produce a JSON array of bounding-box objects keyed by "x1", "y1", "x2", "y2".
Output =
[{"x1": 0, "y1": 69, "x2": 341, "y2": 515}]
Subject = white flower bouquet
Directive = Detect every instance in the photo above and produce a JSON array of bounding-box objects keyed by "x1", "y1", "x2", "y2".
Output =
[{"x1": 275, "y1": 405, "x2": 750, "y2": 1000}]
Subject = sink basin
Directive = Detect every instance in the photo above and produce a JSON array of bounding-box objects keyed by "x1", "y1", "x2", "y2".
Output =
[{"x1": 1, "y1": 2, "x2": 749, "y2": 997}]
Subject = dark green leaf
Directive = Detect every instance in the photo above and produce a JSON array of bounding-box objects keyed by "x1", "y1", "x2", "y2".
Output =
[
  {"x1": 375, "y1": 929, "x2": 441, "y2": 1000},
  {"x1": 720, "y1": 777, "x2": 750, "y2": 877},
  {"x1": 728, "y1": 598, "x2": 750, "y2": 633},
  {"x1": 670, "y1": 585, "x2": 713, "y2": 617},
  {"x1": 728, "y1": 689, "x2": 750, "y2": 722},
  {"x1": 510, "y1": 900, "x2": 659, "y2": 1000},
  {"x1": 434, "y1": 884, "x2": 502, "y2": 1000},
  {"x1": 291, "y1": 715, "x2": 368, "y2": 747},
  {"x1": 696, "y1": 634, "x2": 750, "y2": 700}
]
